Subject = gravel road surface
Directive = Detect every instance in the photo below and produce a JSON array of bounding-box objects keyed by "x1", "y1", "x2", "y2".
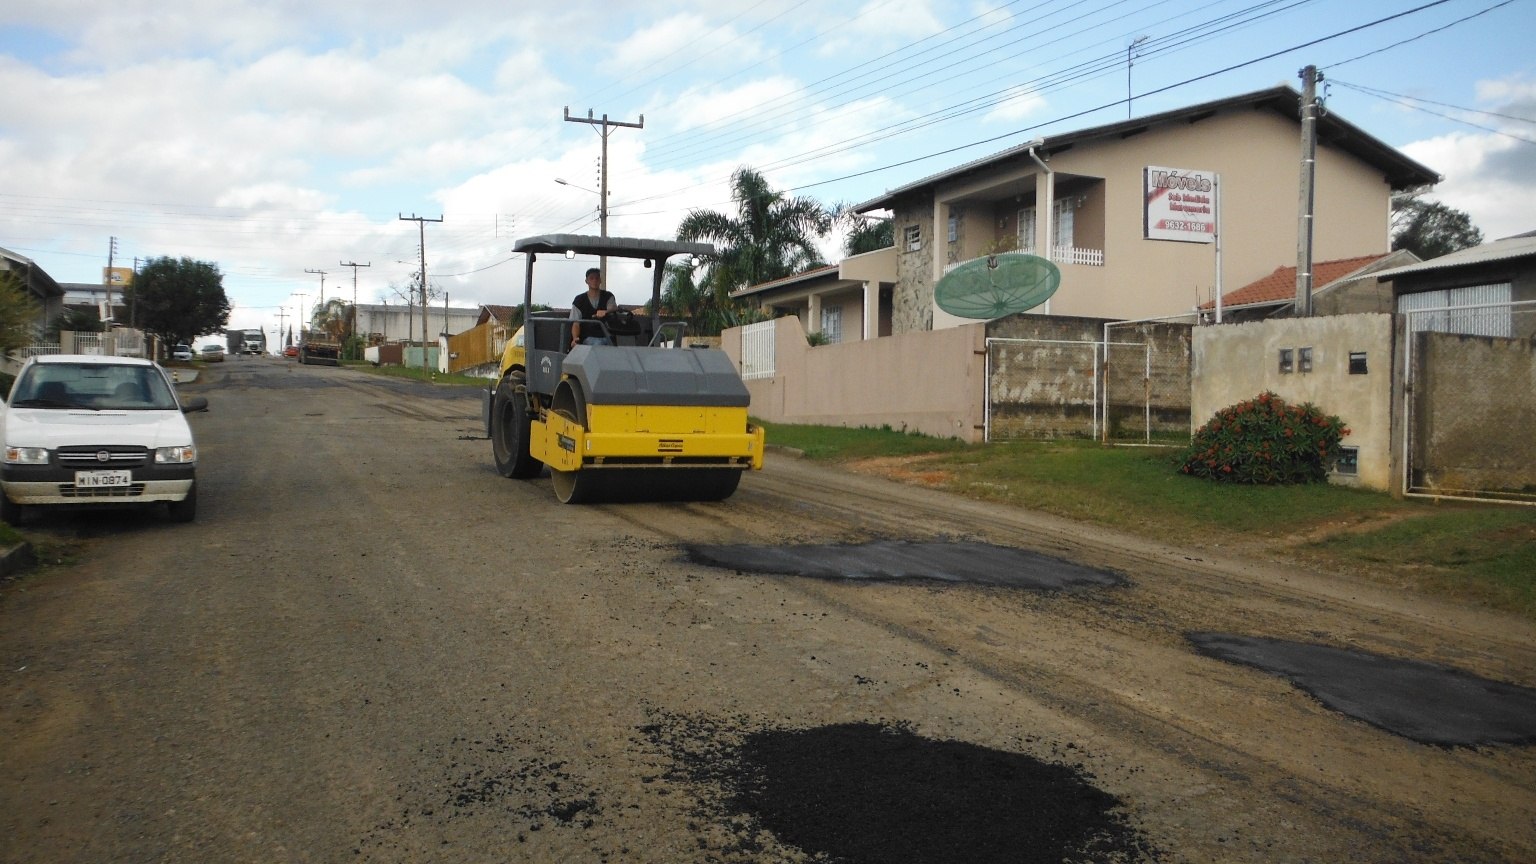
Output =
[{"x1": 2, "y1": 357, "x2": 1533, "y2": 863}]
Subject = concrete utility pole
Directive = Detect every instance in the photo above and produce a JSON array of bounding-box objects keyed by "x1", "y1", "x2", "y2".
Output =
[
  {"x1": 1295, "y1": 64, "x2": 1322, "y2": 318},
  {"x1": 399, "y1": 214, "x2": 442, "y2": 370},
  {"x1": 305, "y1": 268, "x2": 329, "y2": 309},
  {"x1": 340, "y1": 260, "x2": 370, "y2": 351},
  {"x1": 563, "y1": 107, "x2": 644, "y2": 285},
  {"x1": 105, "y1": 236, "x2": 117, "y2": 325}
]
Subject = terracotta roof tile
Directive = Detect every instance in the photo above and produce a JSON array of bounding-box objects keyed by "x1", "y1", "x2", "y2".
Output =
[{"x1": 1207, "y1": 254, "x2": 1389, "y2": 309}]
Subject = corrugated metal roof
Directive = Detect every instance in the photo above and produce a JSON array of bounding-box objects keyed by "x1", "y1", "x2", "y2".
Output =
[
  {"x1": 855, "y1": 85, "x2": 1440, "y2": 213},
  {"x1": 1371, "y1": 232, "x2": 1536, "y2": 281}
]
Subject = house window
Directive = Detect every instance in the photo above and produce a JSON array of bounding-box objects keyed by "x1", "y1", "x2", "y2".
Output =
[
  {"x1": 1298, "y1": 347, "x2": 1313, "y2": 373},
  {"x1": 947, "y1": 215, "x2": 958, "y2": 243},
  {"x1": 1334, "y1": 446, "x2": 1359, "y2": 476},
  {"x1": 1016, "y1": 201, "x2": 1075, "y2": 255},
  {"x1": 1279, "y1": 348, "x2": 1294, "y2": 374},
  {"x1": 1349, "y1": 351, "x2": 1368, "y2": 374},
  {"x1": 820, "y1": 305, "x2": 843, "y2": 344},
  {"x1": 904, "y1": 225, "x2": 922, "y2": 252}
]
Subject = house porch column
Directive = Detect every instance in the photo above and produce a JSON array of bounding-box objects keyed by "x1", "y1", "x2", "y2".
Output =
[
  {"x1": 808, "y1": 293, "x2": 822, "y2": 336},
  {"x1": 862, "y1": 281, "x2": 877, "y2": 340}
]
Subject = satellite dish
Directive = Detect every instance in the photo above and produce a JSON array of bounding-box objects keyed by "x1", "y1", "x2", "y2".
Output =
[{"x1": 934, "y1": 252, "x2": 1060, "y2": 319}]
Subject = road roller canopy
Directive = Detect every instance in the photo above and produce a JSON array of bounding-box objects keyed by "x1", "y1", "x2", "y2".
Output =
[{"x1": 512, "y1": 234, "x2": 715, "y2": 263}]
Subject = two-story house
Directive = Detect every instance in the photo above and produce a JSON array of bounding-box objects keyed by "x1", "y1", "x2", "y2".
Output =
[{"x1": 839, "y1": 85, "x2": 1439, "y2": 332}]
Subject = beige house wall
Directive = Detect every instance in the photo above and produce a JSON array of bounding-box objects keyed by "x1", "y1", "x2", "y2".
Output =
[
  {"x1": 724, "y1": 316, "x2": 987, "y2": 441},
  {"x1": 1192, "y1": 314, "x2": 1396, "y2": 490},
  {"x1": 893, "y1": 110, "x2": 1394, "y2": 331}
]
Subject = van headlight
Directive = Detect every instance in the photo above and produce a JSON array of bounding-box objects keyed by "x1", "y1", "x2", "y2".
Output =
[
  {"x1": 154, "y1": 445, "x2": 197, "y2": 464},
  {"x1": 4, "y1": 447, "x2": 49, "y2": 465}
]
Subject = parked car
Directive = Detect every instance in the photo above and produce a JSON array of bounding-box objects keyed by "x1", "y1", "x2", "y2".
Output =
[
  {"x1": 200, "y1": 344, "x2": 225, "y2": 362},
  {"x1": 171, "y1": 344, "x2": 193, "y2": 361},
  {"x1": 0, "y1": 355, "x2": 207, "y2": 523},
  {"x1": 283, "y1": 345, "x2": 299, "y2": 358}
]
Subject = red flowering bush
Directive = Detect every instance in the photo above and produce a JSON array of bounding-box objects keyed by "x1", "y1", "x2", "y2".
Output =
[{"x1": 1178, "y1": 391, "x2": 1350, "y2": 484}]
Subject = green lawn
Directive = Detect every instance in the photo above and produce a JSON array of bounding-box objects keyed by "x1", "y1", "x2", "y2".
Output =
[{"x1": 758, "y1": 421, "x2": 1536, "y2": 620}]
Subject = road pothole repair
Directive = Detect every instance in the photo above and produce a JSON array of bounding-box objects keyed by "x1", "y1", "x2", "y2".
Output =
[
  {"x1": 1189, "y1": 633, "x2": 1536, "y2": 747},
  {"x1": 639, "y1": 712, "x2": 1160, "y2": 863},
  {"x1": 683, "y1": 539, "x2": 1124, "y2": 590}
]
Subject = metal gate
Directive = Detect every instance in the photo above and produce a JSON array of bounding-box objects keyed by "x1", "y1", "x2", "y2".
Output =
[
  {"x1": 1401, "y1": 299, "x2": 1536, "y2": 505},
  {"x1": 985, "y1": 338, "x2": 1098, "y2": 441}
]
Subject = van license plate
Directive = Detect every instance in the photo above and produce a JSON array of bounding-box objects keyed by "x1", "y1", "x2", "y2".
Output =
[{"x1": 75, "y1": 470, "x2": 132, "y2": 488}]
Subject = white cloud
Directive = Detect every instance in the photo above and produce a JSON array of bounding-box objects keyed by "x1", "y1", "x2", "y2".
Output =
[
  {"x1": 982, "y1": 85, "x2": 1046, "y2": 124},
  {"x1": 1400, "y1": 74, "x2": 1536, "y2": 242}
]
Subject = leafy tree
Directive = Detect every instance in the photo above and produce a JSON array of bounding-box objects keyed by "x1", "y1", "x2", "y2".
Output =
[
  {"x1": 126, "y1": 257, "x2": 231, "y2": 349},
  {"x1": 832, "y1": 204, "x2": 893, "y2": 256},
  {"x1": 1391, "y1": 195, "x2": 1483, "y2": 260},
  {"x1": 0, "y1": 271, "x2": 42, "y2": 356},
  {"x1": 46, "y1": 306, "x2": 105, "y2": 342},
  {"x1": 312, "y1": 298, "x2": 349, "y2": 339},
  {"x1": 678, "y1": 166, "x2": 831, "y2": 291},
  {"x1": 675, "y1": 167, "x2": 831, "y2": 335}
]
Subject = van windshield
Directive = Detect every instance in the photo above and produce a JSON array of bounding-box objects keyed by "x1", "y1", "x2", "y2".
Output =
[{"x1": 9, "y1": 363, "x2": 180, "y2": 411}]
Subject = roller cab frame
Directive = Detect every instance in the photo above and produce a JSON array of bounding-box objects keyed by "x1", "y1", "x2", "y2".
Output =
[{"x1": 487, "y1": 234, "x2": 764, "y2": 504}]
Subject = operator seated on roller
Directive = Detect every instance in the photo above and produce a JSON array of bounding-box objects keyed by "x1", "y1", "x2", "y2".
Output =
[{"x1": 569, "y1": 267, "x2": 617, "y2": 350}]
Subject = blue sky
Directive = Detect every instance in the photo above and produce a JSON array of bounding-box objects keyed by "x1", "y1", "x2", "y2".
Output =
[{"x1": 1, "y1": 0, "x2": 1532, "y2": 338}]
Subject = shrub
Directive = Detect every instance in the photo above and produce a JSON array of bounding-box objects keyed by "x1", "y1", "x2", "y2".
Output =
[{"x1": 1178, "y1": 391, "x2": 1350, "y2": 484}]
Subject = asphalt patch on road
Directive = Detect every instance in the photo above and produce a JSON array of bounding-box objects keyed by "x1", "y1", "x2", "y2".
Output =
[
  {"x1": 1188, "y1": 633, "x2": 1536, "y2": 747},
  {"x1": 639, "y1": 712, "x2": 1160, "y2": 863},
  {"x1": 683, "y1": 539, "x2": 1125, "y2": 590}
]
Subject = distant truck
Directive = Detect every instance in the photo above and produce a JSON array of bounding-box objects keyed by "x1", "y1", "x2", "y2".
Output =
[
  {"x1": 298, "y1": 329, "x2": 341, "y2": 366},
  {"x1": 227, "y1": 329, "x2": 266, "y2": 356}
]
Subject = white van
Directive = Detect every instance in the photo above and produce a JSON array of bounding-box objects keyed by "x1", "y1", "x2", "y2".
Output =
[{"x1": 1, "y1": 355, "x2": 207, "y2": 523}]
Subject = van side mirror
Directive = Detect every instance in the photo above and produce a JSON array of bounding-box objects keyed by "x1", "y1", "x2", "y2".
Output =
[{"x1": 181, "y1": 396, "x2": 209, "y2": 414}]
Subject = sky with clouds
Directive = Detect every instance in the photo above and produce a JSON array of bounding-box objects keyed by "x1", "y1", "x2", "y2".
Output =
[{"x1": 1, "y1": 0, "x2": 1532, "y2": 338}]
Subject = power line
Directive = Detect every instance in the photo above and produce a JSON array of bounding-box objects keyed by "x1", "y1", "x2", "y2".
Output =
[{"x1": 1330, "y1": 80, "x2": 1536, "y2": 146}]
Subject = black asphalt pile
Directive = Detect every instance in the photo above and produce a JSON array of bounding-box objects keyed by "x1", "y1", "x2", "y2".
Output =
[
  {"x1": 639, "y1": 713, "x2": 1160, "y2": 863},
  {"x1": 683, "y1": 539, "x2": 1125, "y2": 590},
  {"x1": 1189, "y1": 633, "x2": 1536, "y2": 747}
]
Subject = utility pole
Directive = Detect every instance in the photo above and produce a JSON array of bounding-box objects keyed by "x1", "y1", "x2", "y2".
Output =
[
  {"x1": 399, "y1": 214, "x2": 442, "y2": 370},
  {"x1": 1127, "y1": 36, "x2": 1148, "y2": 119},
  {"x1": 564, "y1": 107, "x2": 643, "y2": 285},
  {"x1": 340, "y1": 260, "x2": 370, "y2": 354},
  {"x1": 305, "y1": 268, "x2": 329, "y2": 308},
  {"x1": 275, "y1": 308, "x2": 288, "y2": 345},
  {"x1": 105, "y1": 236, "x2": 118, "y2": 325},
  {"x1": 1295, "y1": 64, "x2": 1322, "y2": 318}
]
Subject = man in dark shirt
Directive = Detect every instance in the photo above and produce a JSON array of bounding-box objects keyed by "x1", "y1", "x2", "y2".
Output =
[{"x1": 569, "y1": 268, "x2": 617, "y2": 349}]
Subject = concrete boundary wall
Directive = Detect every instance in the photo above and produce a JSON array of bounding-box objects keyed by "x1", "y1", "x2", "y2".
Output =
[
  {"x1": 1192, "y1": 314, "x2": 1396, "y2": 490},
  {"x1": 723, "y1": 316, "x2": 987, "y2": 441}
]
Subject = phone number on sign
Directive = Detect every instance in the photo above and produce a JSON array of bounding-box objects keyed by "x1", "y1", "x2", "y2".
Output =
[{"x1": 1162, "y1": 220, "x2": 1211, "y2": 232}]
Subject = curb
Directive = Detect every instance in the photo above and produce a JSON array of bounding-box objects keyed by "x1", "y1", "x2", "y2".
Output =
[
  {"x1": 0, "y1": 542, "x2": 37, "y2": 578},
  {"x1": 765, "y1": 444, "x2": 805, "y2": 459}
]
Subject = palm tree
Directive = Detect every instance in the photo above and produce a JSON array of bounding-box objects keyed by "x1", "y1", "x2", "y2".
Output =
[{"x1": 678, "y1": 167, "x2": 831, "y2": 293}]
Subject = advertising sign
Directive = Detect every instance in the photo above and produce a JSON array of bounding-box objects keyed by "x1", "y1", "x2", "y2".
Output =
[
  {"x1": 1144, "y1": 166, "x2": 1217, "y2": 243},
  {"x1": 103, "y1": 266, "x2": 134, "y2": 286}
]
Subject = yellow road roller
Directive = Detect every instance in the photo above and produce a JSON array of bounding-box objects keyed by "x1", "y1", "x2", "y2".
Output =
[{"x1": 486, "y1": 235, "x2": 764, "y2": 503}]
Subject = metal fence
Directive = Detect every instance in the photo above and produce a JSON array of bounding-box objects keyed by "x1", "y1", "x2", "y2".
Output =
[
  {"x1": 983, "y1": 321, "x2": 1193, "y2": 443},
  {"x1": 740, "y1": 319, "x2": 776, "y2": 380},
  {"x1": 1402, "y1": 300, "x2": 1536, "y2": 505}
]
